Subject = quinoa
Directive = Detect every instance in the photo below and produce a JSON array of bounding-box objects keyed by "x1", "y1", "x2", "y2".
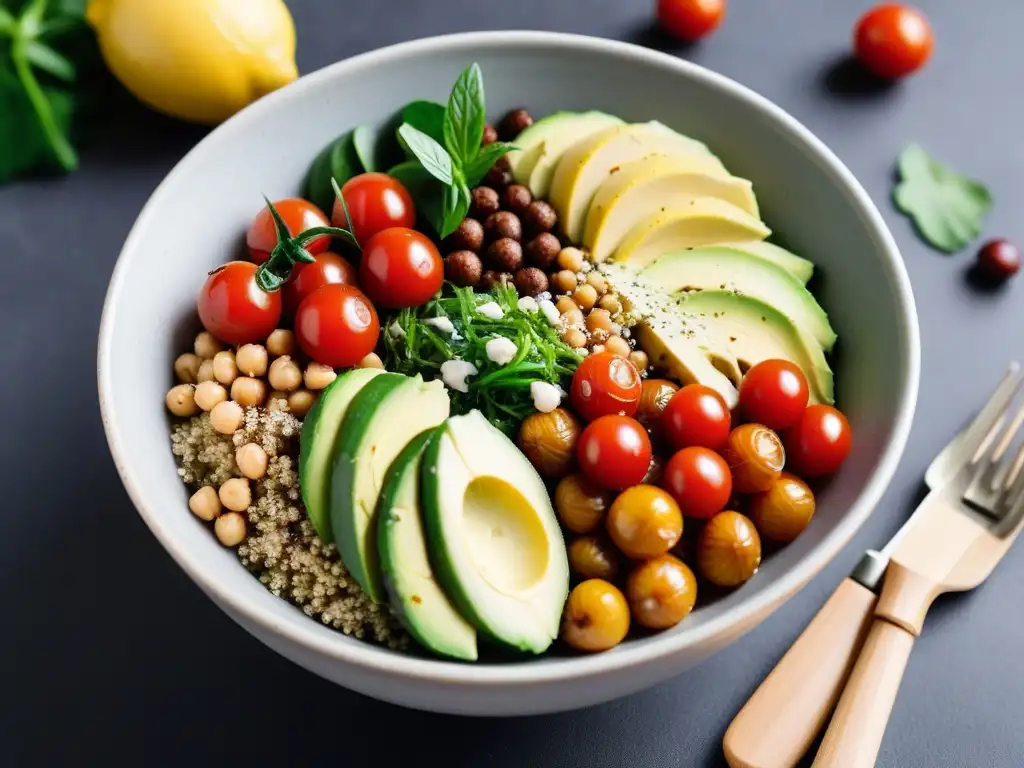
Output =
[{"x1": 170, "y1": 407, "x2": 408, "y2": 649}]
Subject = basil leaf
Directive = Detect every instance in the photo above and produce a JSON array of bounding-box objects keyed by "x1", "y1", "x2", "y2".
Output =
[
  {"x1": 24, "y1": 40, "x2": 76, "y2": 82},
  {"x1": 351, "y1": 125, "x2": 377, "y2": 172},
  {"x1": 401, "y1": 100, "x2": 445, "y2": 145},
  {"x1": 302, "y1": 131, "x2": 363, "y2": 213},
  {"x1": 464, "y1": 141, "x2": 517, "y2": 188},
  {"x1": 397, "y1": 122, "x2": 454, "y2": 186},
  {"x1": 443, "y1": 63, "x2": 485, "y2": 169},
  {"x1": 388, "y1": 161, "x2": 446, "y2": 237},
  {"x1": 440, "y1": 181, "x2": 471, "y2": 239},
  {"x1": 893, "y1": 144, "x2": 992, "y2": 254}
]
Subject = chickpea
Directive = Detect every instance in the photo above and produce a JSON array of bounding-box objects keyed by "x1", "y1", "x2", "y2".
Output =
[
  {"x1": 236, "y1": 443, "x2": 269, "y2": 480},
  {"x1": 562, "y1": 328, "x2": 587, "y2": 349},
  {"x1": 196, "y1": 359, "x2": 216, "y2": 383},
  {"x1": 268, "y1": 356, "x2": 302, "y2": 391},
  {"x1": 605, "y1": 335, "x2": 631, "y2": 359},
  {"x1": 166, "y1": 384, "x2": 198, "y2": 417},
  {"x1": 266, "y1": 329, "x2": 296, "y2": 358},
  {"x1": 557, "y1": 246, "x2": 585, "y2": 273},
  {"x1": 267, "y1": 391, "x2": 289, "y2": 412},
  {"x1": 568, "y1": 536, "x2": 621, "y2": 581},
  {"x1": 697, "y1": 511, "x2": 762, "y2": 588},
  {"x1": 585, "y1": 309, "x2": 613, "y2": 335},
  {"x1": 628, "y1": 350, "x2": 649, "y2": 372},
  {"x1": 194, "y1": 381, "x2": 227, "y2": 412},
  {"x1": 555, "y1": 473, "x2": 612, "y2": 533},
  {"x1": 174, "y1": 353, "x2": 201, "y2": 383},
  {"x1": 555, "y1": 295, "x2": 577, "y2": 315},
  {"x1": 212, "y1": 350, "x2": 238, "y2": 386},
  {"x1": 606, "y1": 485, "x2": 683, "y2": 559},
  {"x1": 214, "y1": 512, "x2": 247, "y2": 547},
  {"x1": 304, "y1": 363, "x2": 337, "y2": 390},
  {"x1": 235, "y1": 344, "x2": 268, "y2": 377},
  {"x1": 358, "y1": 353, "x2": 385, "y2": 370},
  {"x1": 210, "y1": 400, "x2": 244, "y2": 435},
  {"x1": 517, "y1": 408, "x2": 581, "y2": 479},
  {"x1": 551, "y1": 270, "x2": 578, "y2": 294},
  {"x1": 188, "y1": 486, "x2": 222, "y2": 522},
  {"x1": 586, "y1": 272, "x2": 608, "y2": 295},
  {"x1": 598, "y1": 294, "x2": 622, "y2": 314},
  {"x1": 723, "y1": 424, "x2": 785, "y2": 493},
  {"x1": 218, "y1": 478, "x2": 251, "y2": 513},
  {"x1": 627, "y1": 554, "x2": 698, "y2": 630},
  {"x1": 749, "y1": 472, "x2": 816, "y2": 543},
  {"x1": 194, "y1": 331, "x2": 224, "y2": 359},
  {"x1": 573, "y1": 284, "x2": 598, "y2": 312},
  {"x1": 231, "y1": 377, "x2": 266, "y2": 407},
  {"x1": 561, "y1": 579, "x2": 630, "y2": 653},
  {"x1": 288, "y1": 389, "x2": 316, "y2": 418},
  {"x1": 562, "y1": 307, "x2": 585, "y2": 328},
  {"x1": 590, "y1": 343, "x2": 607, "y2": 355}
]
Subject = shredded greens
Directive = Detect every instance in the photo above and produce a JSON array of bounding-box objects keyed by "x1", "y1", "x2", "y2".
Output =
[{"x1": 382, "y1": 284, "x2": 583, "y2": 434}]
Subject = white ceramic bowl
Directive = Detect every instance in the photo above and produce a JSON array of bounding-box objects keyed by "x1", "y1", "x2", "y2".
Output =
[{"x1": 98, "y1": 31, "x2": 919, "y2": 716}]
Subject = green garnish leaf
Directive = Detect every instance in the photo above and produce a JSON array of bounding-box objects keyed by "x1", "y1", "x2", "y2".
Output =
[
  {"x1": 24, "y1": 40, "x2": 76, "y2": 82},
  {"x1": 401, "y1": 100, "x2": 446, "y2": 145},
  {"x1": 351, "y1": 125, "x2": 376, "y2": 172},
  {"x1": 464, "y1": 141, "x2": 517, "y2": 187},
  {"x1": 301, "y1": 129, "x2": 364, "y2": 213},
  {"x1": 397, "y1": 122, "x2": 454, "y2": 186},
  {"x1": 893, "y1": 144, "x2": 993, "y2": 254},
  {"x1": 0, "y1": 71, "x2": 72, "y2": 183},
  {"x1": 440, "y1": 181, "x2": 471, "y2": 239},
  {"x1": 443, "y1": 63, "x2": 485, "y2": 169}
]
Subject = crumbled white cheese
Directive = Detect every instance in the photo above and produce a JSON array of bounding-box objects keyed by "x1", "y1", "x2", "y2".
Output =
[
  {"x1": 477, "y1": 301, "x2": 504, "y2": 320},
  {"x1": 440, "y1": 360, "x2": 478, "y2": 393},
  {"x1": 531, "y1": 381, "x2": 563, "y2": 413},
  {"x1": 485, "y1": 337, "x2": 518, "y2": 365},
  {"x1": 388, "y1": 321, "x2": 405, "y2": 339},
  {"x1": 538, "y1": 299, "x2": 560, "y2": 326},
  {"x1": 535, "y1": 291, "x2": 552, "y2": 303},
  {"x1": 517, "y1": 296, "x2": 539, "y2": 313},
  {"x1": 425, "y1": 316, "x2": 456, "y2": 336}
]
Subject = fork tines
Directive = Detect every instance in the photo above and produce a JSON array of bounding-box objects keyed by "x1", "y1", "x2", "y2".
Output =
[{"x1": 963, "y1": 369, "x2": 1024, "y2": 522}]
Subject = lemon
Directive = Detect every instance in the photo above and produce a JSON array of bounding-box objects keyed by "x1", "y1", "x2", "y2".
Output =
[{"x1": 87, "y1": 0, "x2": 299, "y2": 125}]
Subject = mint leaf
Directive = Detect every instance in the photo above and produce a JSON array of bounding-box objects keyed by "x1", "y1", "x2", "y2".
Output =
[
  {"x1": 398, "y1": 122, "x2": 453, "y2": 186},
  {"x1": 465, "y1": 141, "x2": 517, "y2": 188},
  {"x1": 440, "y1": 181, "x2": 471, "y2": 239},
  {"x1": 893, "y1": 144, "x2": 992, "y2": 254},
  {"x1": 443, "y1": 63, "x2": 485, "y2": 169},
  {"x1": 401, "y1": 100, "x2": 445, "y2": 145}
]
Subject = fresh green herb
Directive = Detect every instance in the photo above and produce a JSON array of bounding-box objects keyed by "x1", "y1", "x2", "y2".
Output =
[
  {"x1": 382, "y1": 284, "x2": 582, "y2": 434},
  {"x1": 397, "y1": 123, "x2": 453, "y2": 185},
  {"x1": 351, "y1": 125, "x2": 377, "y2": 173},
  {"x1": 401, "y1": 100, "x2": 446, "y2": 145},
  {"x1": 893, "y1": 144, "x2": 993, "y2": 254},
  {"x1": 302, "y1": 129, "x2": 364, "y2": 214},
  {"x1": 443, "y1": 63, "x2": 486, "y2": 170},
  {"x1": 464, "y1": 141, "x2": 515, "y2": 188}
]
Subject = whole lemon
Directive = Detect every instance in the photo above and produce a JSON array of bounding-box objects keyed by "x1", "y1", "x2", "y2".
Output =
[{"x1": 87, "y1": 0, "x2": 299, "y2": 125}]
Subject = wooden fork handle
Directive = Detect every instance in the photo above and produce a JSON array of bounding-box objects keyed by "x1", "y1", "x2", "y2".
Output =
[{"x1": 722, "y1": 578, "x2": 877, "y2": 768}]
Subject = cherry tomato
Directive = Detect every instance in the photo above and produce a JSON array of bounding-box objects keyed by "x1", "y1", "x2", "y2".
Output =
[
  {"x1": 976, "y1": 239, "x2": 1021, "y2": 282},
  {"x1": 359, "y1": 227, "x2": 444, "y2": 309},
  {"x1": 739, "y1": 359, "x2": 809, "y2": 431},
  {"x1": 571, "y1": 352, "x2": 643, "y2": 422},
  {"x1": 663, "y1": 446, "x2": 732, "y2": 519},
  {"x1": 333, "y1": 172, "x2": 416, "y2": 245},
  {"x1": 577, "y1": 415, "x2": 653, "y2": 491},
  {"x1": 854, "y1": 4, "x2": 933, "y2": 80},
  {"x1": 283, "y1": 251, "x2": 358, "y2": 314},
  {"x1": 784, "y1": 404, "x2": 853, "y2": 478},
  {"x1": 197, "y1": 261, "x2": 282, "y2": 345},
  {"x1": 657, "y1": 0, "x2": 726, "y2": 42},
  {"x1": 662, "y1": 384, "x2": 731, "y2": 451},
  {"x1": 294, "y1": 284, "x2": 380, "y2": 368},
  {"x1": 246, "y1": 198, "x2": 330, "y2": 265}
]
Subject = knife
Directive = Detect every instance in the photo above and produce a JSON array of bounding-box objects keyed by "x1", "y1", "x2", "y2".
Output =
[{"x1": 722, "y1": 362, "x2": 1022, "y2": 768}]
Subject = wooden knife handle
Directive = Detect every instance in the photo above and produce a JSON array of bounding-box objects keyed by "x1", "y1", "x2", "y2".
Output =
[
  {"x1": 723, "y1": 578, "x2": 878, "y2": 768},
  {"x1": 811, "y1": 619, "x2": 916, "y2": 768}
]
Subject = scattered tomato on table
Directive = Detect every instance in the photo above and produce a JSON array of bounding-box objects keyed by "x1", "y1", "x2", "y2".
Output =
[
  {"x1": 656, "y1": 0, "x2": 727, "y2": 42},
  {"x1": 854, "y1": 3, "x2": 934, "y2": 79},
  {"x1": 975, "y1": 239, "x2": 1021, "y2": 282}
]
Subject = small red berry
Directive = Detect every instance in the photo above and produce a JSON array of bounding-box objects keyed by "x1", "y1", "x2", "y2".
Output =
[{"x1": 976, "y1": 239, "x2": 1021, "y2": 282}]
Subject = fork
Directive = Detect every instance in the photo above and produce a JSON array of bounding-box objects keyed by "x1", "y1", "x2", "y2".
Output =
[{"x1": 811, "y1": 369, "x2": 1024, "y2": 768}]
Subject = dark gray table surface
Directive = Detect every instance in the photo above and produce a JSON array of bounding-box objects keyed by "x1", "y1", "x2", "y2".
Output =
[{"x1": 5, "y1": 1, "x2": 1024, "y2": 765}]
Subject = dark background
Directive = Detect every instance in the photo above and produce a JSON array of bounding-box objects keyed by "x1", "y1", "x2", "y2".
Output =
[{"x1": 5, "y1": 1, "x2": 1024, "y2": 766}]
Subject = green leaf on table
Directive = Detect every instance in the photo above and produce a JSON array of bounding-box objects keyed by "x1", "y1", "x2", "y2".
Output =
[
  {"x1": 397, "y1": 122, "x2": 453, "y2": 185},
  {"x1": 0, "y1": 72, "x2": 74, "y2": 183},
  {"x1": 400, "y1": 100, "x2": 445, "y2": 145},
  {"x1": 893, "y1": 144, "x2": 993, "y2": 254},
  {"x1": 443, "y1": 63, "x2": 485, "y2": 169},
  {"x1": 464, "y1": 141, "x2": 517, "y2": 188}
]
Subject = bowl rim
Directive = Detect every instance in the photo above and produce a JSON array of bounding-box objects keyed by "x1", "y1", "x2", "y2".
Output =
[{"x1": 98, "y1": 29, "x2": 920, "y2": 687}]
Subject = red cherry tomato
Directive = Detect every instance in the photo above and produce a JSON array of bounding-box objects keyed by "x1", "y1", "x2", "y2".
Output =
[
  {"x1": 359, "y1": 227, "x2": 443, "y2": 309},
  {"x1": 283, "y1": 251, "x2": 358, "y2": 314},
  {"x1": 333, "y1": 172, "x2": 416, "y2": 245},
  {"x1": 854, "y1": 4, "x2": 933, "y2": 80},
  {"x1": 657, "y1": 0, "x2": 726, "y2": 42},
  {"x1": 739, "y1": 360, "x2": 810, "y2": 431},
  {"x1": 662, "y1": 384, "x2": 731, "y2": 451},
  {"x1": 570, "y1": 352, "x2": 643, "y2": 422},
  {"x1": 197, "y1": 261, "x2": 282, "y2": 345},
  {"x1": 246, "y1": 198, "x2": 330, "y2": 264},
  {"x1": 663, "y1": 447, "x2": 732, "y2": 519},
  {"x1": 784, "y1": 405, "x2": 853, "y2": 478},
  {"x1": 294, "y1": 284, "x2": 380, "y2": 368},
  {"x1": 577, "y1": 415, "x2": 653, "y2": 491}
]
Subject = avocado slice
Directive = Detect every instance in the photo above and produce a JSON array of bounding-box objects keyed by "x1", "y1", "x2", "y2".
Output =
[
  {"x1": 714, "y1": 240, "x2": 815, "y2": 285},
  {"x1": 680, "y1": 290, "x2": 835, "y2": 405},
  {"x1": 377, "y1": 428, "x2": 478, "y2": 661},
  {"x1": 299, "y1": 368, "x2": 385, "y2": 544},
  {"x1": 583, "y1": 155, "x2": 759, "y2": 263},
  {"x1": 548, "y1": 121, "x2": 723, "y2": 242},
  {"x1": 331, "y1": 373, "x2": 450, "y2": 603},
  {"x1": 508, "y1": 111, "x2": 624, "y2": 198},
  {"x1": 613, "y1": 198, "x2": 771, "y2": 268},
  {"x1": 420, "y1": 411, "x2": 569, "y2": 654},
  {"x1": 641, "y1": 246, "x2": 837, "y2": 352}
]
